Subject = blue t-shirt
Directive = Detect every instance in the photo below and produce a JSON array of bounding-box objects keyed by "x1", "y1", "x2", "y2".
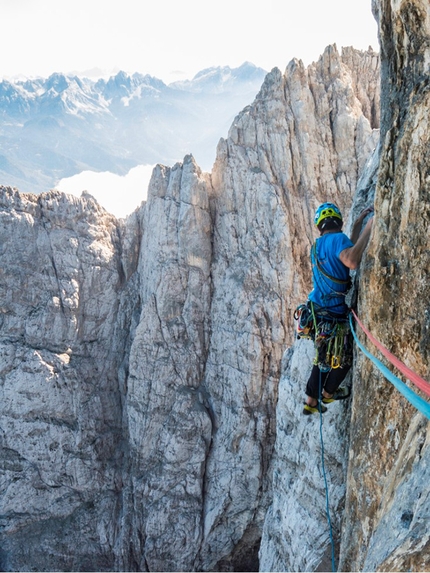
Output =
[{"x1": 308, "y1": 232, "x2": 354, "y2": 315}]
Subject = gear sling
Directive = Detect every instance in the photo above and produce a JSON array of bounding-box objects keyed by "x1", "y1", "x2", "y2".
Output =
[{"x1": 294, "y1": 241, "x2": 353, "y2": 371}]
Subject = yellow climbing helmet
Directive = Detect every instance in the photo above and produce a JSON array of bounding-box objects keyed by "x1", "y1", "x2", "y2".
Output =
[{"x1": 314, "y1": 202, "x2": 343, "y2": 227}]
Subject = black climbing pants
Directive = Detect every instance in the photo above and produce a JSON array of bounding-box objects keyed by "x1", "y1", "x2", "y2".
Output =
[{"x1": 305, "y1": 363, "x2": 351, "y2": 400}]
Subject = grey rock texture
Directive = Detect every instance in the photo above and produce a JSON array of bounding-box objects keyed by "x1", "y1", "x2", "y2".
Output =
[
  {"x1": 0, "y1": 44, "x2": 382, "y2": 572},
  {"x1": 259, "y1": 340, "x2": 351, "y2": 572},
  {"x1": 258, "y1": 144, "x2": 380, "y2": 572},
  {"x1": 260, "y1": 5, "x2": 430, "y2": 571},
  {"x1": 119, "y1": 157, "x2": 214, "y2": 572},
  {"x1": 338, "y1": 1, "x2": 430, "y2": 570},
  {"x1": 0, "y1": 189, "x2": 127, "y2": 570}
]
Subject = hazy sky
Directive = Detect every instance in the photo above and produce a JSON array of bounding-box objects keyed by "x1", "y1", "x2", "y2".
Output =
[
  {"x1": 2, "y1": 0, "x2": 379, "y2": 218},
  {"x1": 2, "y1": 0, "x2": 378, "y2": 83}
]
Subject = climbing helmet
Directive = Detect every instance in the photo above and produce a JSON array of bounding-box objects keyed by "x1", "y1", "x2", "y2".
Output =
[{"x1": 314, "y1": 202, "x2": 343, "y2": 226}]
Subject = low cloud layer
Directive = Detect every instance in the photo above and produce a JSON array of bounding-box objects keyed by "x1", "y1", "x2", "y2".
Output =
[{"x1": 56, "y1": 164, "x2": 154, "y2": 218}]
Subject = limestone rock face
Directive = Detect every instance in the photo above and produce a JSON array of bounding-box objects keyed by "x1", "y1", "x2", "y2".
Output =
[
  {"x1": 0, "y1": 45, "x2": 380, "y2": 572},
  {"x1": 260, "y1": 7, "x2": 430, "y2": 570},
  {"x1": 119, "y1": 156, "x2": 214, "y2": 572},
  {"x1": 194, "y1": 46, "x2": 379, "y2": 571},
  {"x1": 259, "y1": 341, "x2": 351, "y2": 572},
  {"x1": 258, "y1": 144, "x2": 380, "y2": 572},
  {"x1": 338, "y1": 1, "x2": 430, "y2": 570},
  {"x1": 340, "y1": 45, "x2": 380, "y2": 130},
  {"x1": 0, "y1": 188, "x2": 129, "y2": 571}
]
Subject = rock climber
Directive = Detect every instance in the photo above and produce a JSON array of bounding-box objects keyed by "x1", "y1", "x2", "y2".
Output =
[{"x1": 303, "y1": 202, "x2": 373, "y2": 415}]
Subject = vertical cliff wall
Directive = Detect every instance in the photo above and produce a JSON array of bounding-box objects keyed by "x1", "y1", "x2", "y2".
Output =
[
  {"x1": 260, "y1": 2, "x2": 430, "y2": 571},
  {"x1": 0, "y1": 45, "x2": 380, "y2": 572},
  {"x1": 198, "y1": 47, "x2": 378, "y2": 571},
  {"x1": 0, "y1": 190, "x2": 129, "y2": 570},
  {"x1": 117, "y1": 157, "x2": 214, "y2": 572},
  {"x1": 339, "y1": 1, "x2": 430, "y2": 570},
  {"x1": 258, "y1": 143, "x2": 380, "y2": 572}
]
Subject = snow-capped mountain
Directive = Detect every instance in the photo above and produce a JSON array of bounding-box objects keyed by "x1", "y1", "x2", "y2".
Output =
[
  {"x1": 0, "y1": 64, "x2": 267, "y2": 194},
  {"x1": 170, "y1": 61, "x2": 266, "y2": 93}
]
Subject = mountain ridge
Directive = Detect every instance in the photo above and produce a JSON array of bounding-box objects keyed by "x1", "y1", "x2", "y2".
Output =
[
  {"x1": 0, "y1": 63, "x2": 267, "y2": 195},
  {"x1": 0, "y1": 44, "x2": 382, "y2": 571}
]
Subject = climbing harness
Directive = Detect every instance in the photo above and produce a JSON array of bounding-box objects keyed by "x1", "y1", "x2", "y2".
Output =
[
  {"x1": 313, "y1": 315, "x2": 351, "y2": 372},
  {"x1": 293, "y1": 303, "x2": 314, "y2": 339},
  {"x1": 349, "y1": 312, "x2": 430, "y2": 420},
  {"x1": 294, "y1": 301, "x2": 352, "y2": 371}
]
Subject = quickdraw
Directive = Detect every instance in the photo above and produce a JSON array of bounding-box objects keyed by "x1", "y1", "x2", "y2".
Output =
[
  {"x1": 294, "y1": 301, "x2": 352, "y2": 370},
  {"x1": 293, "y1": 303, "x2": 314, "y2": 339},
  {"x1": 314, "y1": 320, "x2": 351, "y2": 371}
]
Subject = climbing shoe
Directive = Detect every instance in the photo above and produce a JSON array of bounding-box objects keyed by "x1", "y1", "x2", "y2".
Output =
[
  {"x1": 303, "y1": 402, "x2": 328, "y2": 415},
  {"x1": 322, "y1": 387, "x2": 350, "y2": 404}
]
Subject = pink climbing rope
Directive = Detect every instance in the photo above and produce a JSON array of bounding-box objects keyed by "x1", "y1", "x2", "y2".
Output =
[{"x1": 351, "y1": 309, "x2": 430, "y2": 398}]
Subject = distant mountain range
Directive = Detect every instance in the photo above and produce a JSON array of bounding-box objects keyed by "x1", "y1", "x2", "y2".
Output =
[{"x1": 0, "y1": 63, "x2": 267, "y2": 194}]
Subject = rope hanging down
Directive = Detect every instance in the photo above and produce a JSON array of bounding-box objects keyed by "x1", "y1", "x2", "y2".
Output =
[
  {"x1": 349, "y1": 313, "x2": 430, "y2": 421},
  {"x1": 318, "y1": 370, "x2": 336, "y2": 573}
]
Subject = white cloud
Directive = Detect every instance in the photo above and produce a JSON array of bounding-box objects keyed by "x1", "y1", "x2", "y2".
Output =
[
  {"x1": 4, "y1": 0, "x2": 379, "y2": 213},
  {"x1": 56, "y1": 165, "x2": 154, "y2": 219}
]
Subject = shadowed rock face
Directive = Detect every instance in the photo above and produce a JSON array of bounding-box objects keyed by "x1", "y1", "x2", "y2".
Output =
[
  {"x1": 338, "y1": 1, "x2": 430, "y2": 571},
  {"x1": 260, "y1": 3, "x2": 430, "y2": 571},
  {"x1": 0, "y1": 45, "x2": 379, "y2": 572}
]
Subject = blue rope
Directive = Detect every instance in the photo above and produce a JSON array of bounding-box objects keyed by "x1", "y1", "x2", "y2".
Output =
[
  {"x1": 318, "y1": 370, "x2": 337, "y2": 572},
  {"x1": 349, "y1": 315, "x2": 430, "y2": 420}
]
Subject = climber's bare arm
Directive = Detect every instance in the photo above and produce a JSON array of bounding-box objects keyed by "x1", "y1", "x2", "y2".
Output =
[{"x1": 340, "y1": 217, "x2": 373, "y2": 270}]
